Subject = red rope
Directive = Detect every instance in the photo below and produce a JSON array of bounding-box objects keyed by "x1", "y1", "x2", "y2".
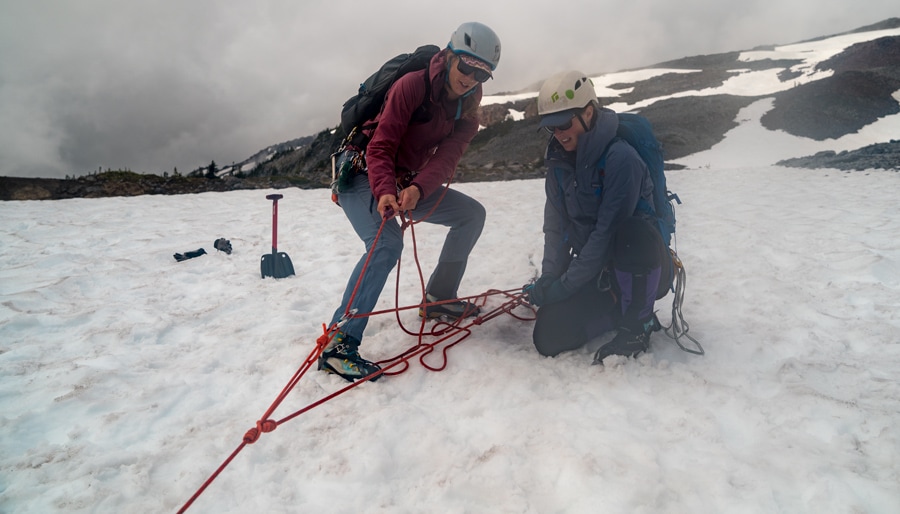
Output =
[
  {"x1": 178, "y1": 290, "x2": 532, "y2": 513},
  {"x1": 176, "y1": 327, "x2": 331, "y2": 513},
  {"x1": 341, "y1": 212, "x2": 394, "y2": 322},
  {"x1": 177, "y1": 197, "x2": 536, "y2": 513}
]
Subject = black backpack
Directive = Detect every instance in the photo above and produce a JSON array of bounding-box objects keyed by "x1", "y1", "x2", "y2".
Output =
[{"x1": 339, "y1": 44, "x2": 440, "y2": 147}]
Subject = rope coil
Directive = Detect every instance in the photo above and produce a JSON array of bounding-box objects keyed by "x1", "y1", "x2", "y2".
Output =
[{"x1": 663, "y1": 251, "x2": 704, "y2": 355}]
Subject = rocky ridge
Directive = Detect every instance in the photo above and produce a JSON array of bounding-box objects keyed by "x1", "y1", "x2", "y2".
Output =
[{"x1": 776, "y1": 140, "x2": 900, "y2": 171}]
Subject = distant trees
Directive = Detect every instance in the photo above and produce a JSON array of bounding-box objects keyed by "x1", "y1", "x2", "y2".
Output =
[{"x1": 205, "y1": 160, "x2": 218, "y2": 179}]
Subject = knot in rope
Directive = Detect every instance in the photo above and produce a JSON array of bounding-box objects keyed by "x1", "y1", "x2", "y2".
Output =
[{"x1": 243, "y1": 419, "x2": 277, "y2": 444}]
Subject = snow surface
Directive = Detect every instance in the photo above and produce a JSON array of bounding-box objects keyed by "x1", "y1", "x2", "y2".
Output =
[
  {"x1": 673, "y1": 97, "x2": 900, "y2": 169},
  {"x1": 738, "y1": 28, "x2": 900, "y2": 71},
  {"x1": 2, "y1": 130, "x2": 899, "y2": 514},
  {"x1": 2, "y1": 24, "x2": 900, "y2": 514}
]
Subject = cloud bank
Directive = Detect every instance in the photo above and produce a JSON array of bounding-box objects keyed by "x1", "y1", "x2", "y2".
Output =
[{"x1": 1, "y1": 0, "x2": 896, "y2": 178}]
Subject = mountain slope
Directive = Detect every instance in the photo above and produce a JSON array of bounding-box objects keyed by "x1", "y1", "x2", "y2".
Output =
[
  {"x1": 2, "y1": 19, "x2": 898, "y2": 200},
  {"x1": 235, "y1": 20, "x2": 900, "y2": 179}
]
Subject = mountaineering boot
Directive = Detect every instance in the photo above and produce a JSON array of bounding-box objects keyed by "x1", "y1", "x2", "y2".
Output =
[
  {"x1": 418, "y1": 293, "x2": 481, "y2": 320},
  {"x1": 422, "y1": 262, "x2": 479, "y2": 320},
  {"x1": 593, "y1": 314, "x2": 661, "y2": 364},
  {"x1": 318, "y1": 332, "x2": 382, "y2": 382}
]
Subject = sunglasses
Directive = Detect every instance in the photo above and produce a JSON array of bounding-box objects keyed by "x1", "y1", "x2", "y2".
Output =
[
  {"x1": 542, "y1": 114, "x2": 577, "y2": 134},
  {"x1": 456, "y1": 58, "x2": 492, "y2": 83}
]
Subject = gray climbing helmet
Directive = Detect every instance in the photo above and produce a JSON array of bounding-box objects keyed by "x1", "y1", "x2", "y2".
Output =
[{"x1": 448, "y1": 22, "x2": 501, "y2": 70}]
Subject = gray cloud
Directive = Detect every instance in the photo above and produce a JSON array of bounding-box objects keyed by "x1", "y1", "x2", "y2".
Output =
[{"x1": 1, "y1": 0, "x2": 896, "y2": 178}]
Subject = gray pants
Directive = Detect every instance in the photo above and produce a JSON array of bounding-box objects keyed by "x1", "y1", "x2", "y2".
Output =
[{"x1": 330, "y1": 173, "x2": 486, "y2": 341}]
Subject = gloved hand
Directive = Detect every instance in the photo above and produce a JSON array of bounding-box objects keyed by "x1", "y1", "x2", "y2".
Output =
[
  {"x1": 523, "y1": 275, "x2": 551, "y2": 305},
  {"x1": 524, "y1": 275, "x2": 570, "y2": 306}
]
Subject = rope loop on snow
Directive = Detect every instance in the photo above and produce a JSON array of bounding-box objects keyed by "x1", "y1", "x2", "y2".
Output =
[{"x1": 178, "y1": 182, "x2": 536, "y2": 512}]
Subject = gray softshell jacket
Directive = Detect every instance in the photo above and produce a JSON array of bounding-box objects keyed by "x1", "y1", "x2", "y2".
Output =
[{"x1": 541, "y1": 107, "x2": 655, "y2": 294}]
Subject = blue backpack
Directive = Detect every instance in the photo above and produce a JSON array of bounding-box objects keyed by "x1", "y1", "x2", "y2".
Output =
[
  {"x1": 598, "y1": 112, "x2": 680, "y2": 248},
  {"x1": 599, "y1": 114, "x2": 701, "y2": 349}
]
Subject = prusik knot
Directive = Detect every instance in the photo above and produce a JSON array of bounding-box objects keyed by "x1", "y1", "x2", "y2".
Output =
[{"x1": 243, "y1": 419, "x2": 277, "y2": 444}]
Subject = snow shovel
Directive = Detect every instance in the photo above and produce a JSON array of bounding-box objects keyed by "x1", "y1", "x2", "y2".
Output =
[{"x1": 260, "y1": 193, "x2": 295, "y2": 279}]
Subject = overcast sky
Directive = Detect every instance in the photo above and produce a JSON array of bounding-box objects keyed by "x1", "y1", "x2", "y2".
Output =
[{"x1": 1, "y1": 1, "x2": 897, "y2": 179}]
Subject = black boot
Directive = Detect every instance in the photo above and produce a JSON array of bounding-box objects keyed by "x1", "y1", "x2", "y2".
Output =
[
  {"x1": 593, "y1": 314, "x2": 661, "y2": 364},
  {"x1": 418, "y1": 293, "x2": 481, "y2": 320},
  {"x1": 421, "y1": 262, "x2": 480, "y2": 319}
]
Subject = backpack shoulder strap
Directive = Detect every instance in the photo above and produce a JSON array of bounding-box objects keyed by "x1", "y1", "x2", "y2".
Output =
[
  {"x1": 596, "y1": 136, "x2": 621, "y2": 171},
  {"x1": 351, "y1": 68, "x2": 435, "y2": 149},
  {"x1": 596, "y1": 136, "x2": 655, "y2": 216}
]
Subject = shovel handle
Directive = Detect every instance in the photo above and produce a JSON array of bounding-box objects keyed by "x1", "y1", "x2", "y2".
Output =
[{"x1": 267, "y1": 194, "x2": 282, "y2": 253}]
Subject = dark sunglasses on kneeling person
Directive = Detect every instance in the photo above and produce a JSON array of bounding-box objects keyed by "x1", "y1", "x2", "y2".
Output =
[{"x1": 542, "y1": 114, "x2": 578, "y2": 134}]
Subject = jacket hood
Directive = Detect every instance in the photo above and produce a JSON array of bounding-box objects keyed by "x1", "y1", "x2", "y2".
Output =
[{"x1": 427, "y1": 50, "x2": 449, "y2": 103}]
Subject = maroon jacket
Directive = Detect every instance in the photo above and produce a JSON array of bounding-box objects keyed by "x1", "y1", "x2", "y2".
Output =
[{"x1": 365, "y1": 49, "x2": 482, "y2": 201}]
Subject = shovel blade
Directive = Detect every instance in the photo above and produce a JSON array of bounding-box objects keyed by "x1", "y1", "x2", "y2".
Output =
[{"x1": 261, "y1": 252, "x2": 295, "y2": 279}]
